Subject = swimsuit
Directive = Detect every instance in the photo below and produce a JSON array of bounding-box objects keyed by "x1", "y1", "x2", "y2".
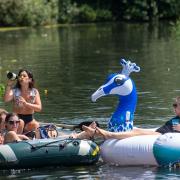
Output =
[
  {"x1": 13, "y1": 88, "x2": 36, "y2": 124},
  {"x1": 18, "y1": 114, "x2": 34, "y2": 125},
  {"x1": 13, "y1": 88, "x2": 36, "y2": 105},
  {"x1": 155, "y1": 116, "x2": 180, "y2": 134}
]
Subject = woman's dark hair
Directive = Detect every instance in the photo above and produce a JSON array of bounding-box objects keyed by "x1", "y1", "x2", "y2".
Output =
[
  {"x1": 5, "y1": 113, "x2": 18, "y2": 123},
  {"x1": 15, "y1": 69, "x2": 35, "y2": 89}
]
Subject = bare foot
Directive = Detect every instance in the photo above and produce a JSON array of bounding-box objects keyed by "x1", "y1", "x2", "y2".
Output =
[
  {"x1": 82, "y1": 125, "x2": 111, "y2": 139},
  {"x1": 82, "y1": 125, "x2": 97, "y2": 139},
  {"x1": 96, "y1": 127, "x2": 110, "y2": 139},
  {"x1": 89, "y1": 121, "x2": 97, "y2": 129}
]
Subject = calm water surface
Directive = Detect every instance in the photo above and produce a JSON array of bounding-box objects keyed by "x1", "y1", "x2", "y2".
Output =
[{"x1": 0, "y1": 22, "x2": 180, "y2": 179}]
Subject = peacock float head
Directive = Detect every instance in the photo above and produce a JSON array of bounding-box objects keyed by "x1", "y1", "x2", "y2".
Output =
[{"x1": 91, "y1": 59, "x2": 140, "y2": 102}]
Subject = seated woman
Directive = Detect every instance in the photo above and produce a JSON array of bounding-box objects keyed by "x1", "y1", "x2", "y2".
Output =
[
  {"x1": 3, "y1": 113, "x2": 29, "y2": 144},
  {"x1": 81, "y1": 96, "x2": 180, "y2": 140}
]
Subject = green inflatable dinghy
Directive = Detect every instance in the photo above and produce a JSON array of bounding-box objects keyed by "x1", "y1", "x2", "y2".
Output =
[{"x1": 0, "y1": 138, "x2": 100, "y2": 169}]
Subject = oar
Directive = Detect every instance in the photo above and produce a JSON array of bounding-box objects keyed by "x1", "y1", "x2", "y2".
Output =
[{"x1": 41, "y1": 121, "x2": 100, "y2": 130}]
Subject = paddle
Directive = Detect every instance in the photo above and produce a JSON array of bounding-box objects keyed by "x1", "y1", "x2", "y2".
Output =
[{"x1": 41, "y1": 121, "x2": 100, "y2": 131}]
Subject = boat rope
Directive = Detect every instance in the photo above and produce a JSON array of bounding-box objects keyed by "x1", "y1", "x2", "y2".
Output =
[{"x1": 29, "y1": 139, "x2": 77, "y2": 150}]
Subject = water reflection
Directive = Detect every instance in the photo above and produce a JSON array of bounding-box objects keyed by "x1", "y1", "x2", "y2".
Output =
[{"x1": 2, "y1": 164, "x2": 180, "y2": 180}]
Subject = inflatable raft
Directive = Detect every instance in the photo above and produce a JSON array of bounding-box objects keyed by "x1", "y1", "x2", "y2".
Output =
[
  {"x1": 100, "y1": 133, "x2": 180, "y2": 167},
  {"x1": 0, "y1": 138, "x2": 100, "y2": 169}
]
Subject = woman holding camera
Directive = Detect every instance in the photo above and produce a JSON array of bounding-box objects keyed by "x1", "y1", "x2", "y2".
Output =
[{"x1": 4, "y1": 69, "x2": 42, "y2": 134}]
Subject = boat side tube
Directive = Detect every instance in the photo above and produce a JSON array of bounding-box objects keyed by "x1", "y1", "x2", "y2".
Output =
[{"x1": 0, "y1": 138, "x2": 100, "y2": 169}]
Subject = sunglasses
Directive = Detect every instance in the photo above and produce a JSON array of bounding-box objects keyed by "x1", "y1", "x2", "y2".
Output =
[
  {"x1": 173, "y1": 103, "x2": 179, "y2": 108},
  {"x1": 8, "y1": 121, "x2": 20, "y2": 125}
]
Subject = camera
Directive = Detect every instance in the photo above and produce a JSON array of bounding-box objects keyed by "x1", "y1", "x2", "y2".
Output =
[{"x1": 7, "y1": 72, "x2": 17, "y2": 80}]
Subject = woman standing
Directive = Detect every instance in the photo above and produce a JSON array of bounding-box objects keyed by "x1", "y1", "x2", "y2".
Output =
[{"x1": 4, "y1": 69, "x2": 42, "y2": 133}]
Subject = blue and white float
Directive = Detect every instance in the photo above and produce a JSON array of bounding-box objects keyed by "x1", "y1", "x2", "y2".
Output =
[
  {"x1": 91, "y1": 59, "x2": 180, "y2": 167},
  {"x1": 91, "y1": 59, "x2": 140, "y2": 132}
]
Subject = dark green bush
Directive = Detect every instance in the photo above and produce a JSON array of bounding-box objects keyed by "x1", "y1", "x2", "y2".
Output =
[
  {"x1": 0, "y1": 0, "x2": 25, "y2": 26},
  {"x1": 0, "y1": 0, "x2": 58, "y2": 26},
  {"x1": 157, "y1": 0, "x2": 180, "y2": 20},
  {"x1": 0, "y1": 84, "x2": 5, "y2": 97},
  {"x1": 121, "y1": 0, "x2": 157, "y2": 21},
  {"x1": 96, "y1": 9, "x2": 113, "y2": 21},
  {"x1": 172, "y1": 19, "x2": 180, "y2": 39},
  {"x1": 58, "y1": 0, "x2": 80, "y2": 23},
  {"x1": 0, "y1": 0, "x2": 180, "y2": 26},
  {"x1": 78, "y1": 4, "x2": 96, "y2": 22}
]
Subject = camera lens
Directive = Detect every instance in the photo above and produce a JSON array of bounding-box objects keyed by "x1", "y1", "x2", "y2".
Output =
[{"x1": 7, "y1": 72, "x2": 17, "y2": 80}]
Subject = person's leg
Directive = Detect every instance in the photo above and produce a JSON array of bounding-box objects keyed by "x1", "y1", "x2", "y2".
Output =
[
  {"x1": 69, "y1": 121, "x2": 98, "y2": 139},
  {"x1": 73, "y1": 131, "x2": 93, "y2": 139},
  {"x1": 17, "y1": 119, "x2": 24, "y2": 134},
  {"x1": 24, "y1": 119, "x2": 40, "y2": 132},
  {"x1": 82, "y1": 126, "x2": 161, "y2": 140},
  {"x1": 4, "y1": 131, "x2": 21, "y2": 144}
]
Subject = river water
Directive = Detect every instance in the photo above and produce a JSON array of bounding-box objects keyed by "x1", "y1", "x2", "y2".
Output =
[{"x1": 0, "y1": 22, "x2": 180, "y2": 179}]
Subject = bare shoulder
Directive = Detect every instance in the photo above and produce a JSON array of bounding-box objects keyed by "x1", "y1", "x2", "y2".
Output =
[{"x1": 33, "y1": 88, "x2": 40, "y2": 94}]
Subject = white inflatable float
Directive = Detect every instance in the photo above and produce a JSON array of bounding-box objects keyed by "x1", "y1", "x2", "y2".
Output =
[
  {"x1": 100, "y1": 133, "x2": 180, "y2": 167},
  {"x1": 101, "y1": 135, "x2": 158, "y2": 166}
]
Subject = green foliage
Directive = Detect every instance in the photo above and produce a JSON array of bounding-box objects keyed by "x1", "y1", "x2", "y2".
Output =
[
  {"x1": 0, "y1": 0, "x2": 25, "y2": 26},
  {"x1": 124, "y1": 1, "x2": 149, "y2": 21},
  {"x1": 172, "y1": 19, "x2": 180, "y2": 39},
  {"x1": 78, "y1": 4, "x2": 97, "y2": 22},
  {"x1": 96, "y1": 9, "x2": 112, "y2": 22},
  {"x1": 114, "y1": 0, "x2": 158, "y2": 21},
  {"x1": 157, "y1": 0, "x2": 180, "y2": 19},
  {"x1": 0, "y1": 0, "x2": 58, "y2": 26},
  {"x1": 118, "y1": 0, "x2": 180, "y2": 21},
  {"x1": 72, "y1": 0, "x2": 180, "y2": 22},
  {"x1": 58, "y1": 0, "x2": 79, "y2": 23},
  {"x1": 24, "y1": 0, "x2": 59, "y2": 26},
  {"x1": 0, "y1": 0, "x2": 180, "y2": 26},
  {"x1": 58, "y1": 1, "x2": 113, "y2": 23},
  {"x1": 0, "y1": 84, "x2": 5, "y2": 97}
]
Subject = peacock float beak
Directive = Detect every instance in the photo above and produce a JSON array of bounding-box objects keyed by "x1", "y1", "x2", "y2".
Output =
[{"x1": 91, "y1": 86, "x2": 105, "y2": 102}]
